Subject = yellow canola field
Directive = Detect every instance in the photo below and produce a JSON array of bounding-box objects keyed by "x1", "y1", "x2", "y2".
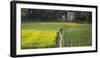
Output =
[{"x1": 21, "y1": 29, "x2": 58, "y2": 48}]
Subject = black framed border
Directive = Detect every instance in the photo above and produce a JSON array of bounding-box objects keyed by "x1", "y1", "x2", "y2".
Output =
[{"x1": 10, "y1": 1, "x2": 98, "y2": 57}]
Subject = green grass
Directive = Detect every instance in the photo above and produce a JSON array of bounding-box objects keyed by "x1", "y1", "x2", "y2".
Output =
[
  {"x1": 63, "y1": 24, "x2": 92, "y2": 46},
  {"x1": 21, "y1": 22, "x2": 92, "y2": 49}
]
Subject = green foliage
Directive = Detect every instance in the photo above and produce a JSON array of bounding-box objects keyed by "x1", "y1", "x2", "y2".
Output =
[
  {"x1": 21, "y1": 8, "x2": 92, "y2": 23},
  {"x1": 21, "y1": 8, "x2": 29, "y2": 22},
  {"x1": 75, "y1": 12, "x2": 92, "y2": 23}
]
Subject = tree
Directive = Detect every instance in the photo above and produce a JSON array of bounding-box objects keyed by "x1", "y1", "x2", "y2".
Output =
[
  {"x1": 75, "y1": 11, "x2": 92, "y2": 23},
  {"x1": 21, "y1": 8, "x2": 29, "y2": 22}
]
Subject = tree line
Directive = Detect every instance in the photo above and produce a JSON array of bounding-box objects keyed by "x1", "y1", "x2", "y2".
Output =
[{"x1": 21, "y1": 8, "x2": 92, "y2": 23}]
